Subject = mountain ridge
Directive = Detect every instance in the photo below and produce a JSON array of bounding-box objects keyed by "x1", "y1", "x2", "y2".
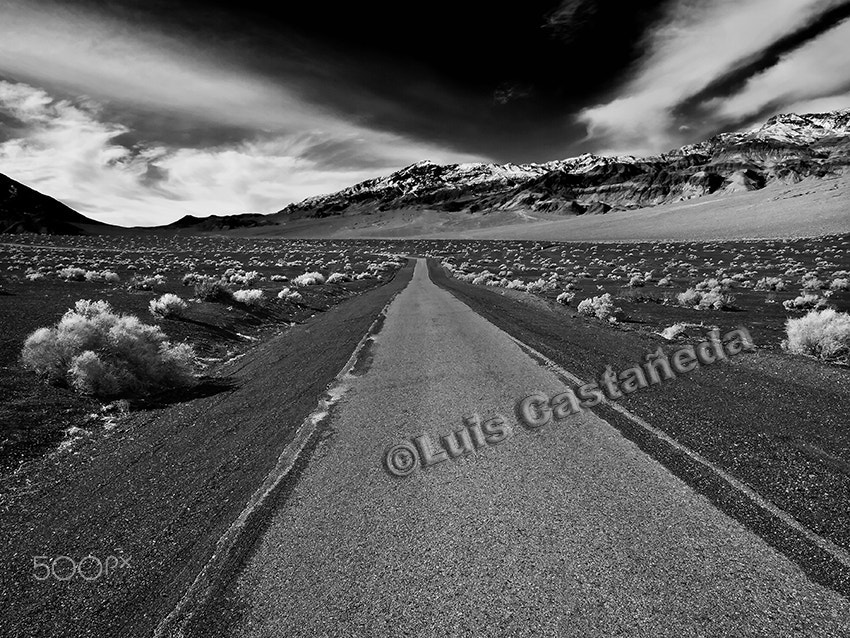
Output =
[{"x1": 267, "y1": 109, "x2": 849, "y2": 222}]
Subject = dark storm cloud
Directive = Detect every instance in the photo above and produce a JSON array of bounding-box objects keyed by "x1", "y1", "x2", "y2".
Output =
[{"x1": 46, "y1": 0, "x2": 672, "y2": 162}]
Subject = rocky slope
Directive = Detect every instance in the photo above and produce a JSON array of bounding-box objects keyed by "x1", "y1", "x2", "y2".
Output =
[
  {"x1": 0, "y1": 173, "x2": 105, "y2": 234},
  {"x1": 273, "y1": 110, "x2": 850, "y2": 220}
]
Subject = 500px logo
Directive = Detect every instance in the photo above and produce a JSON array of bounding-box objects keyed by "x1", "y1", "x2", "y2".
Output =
[{"x1": 32, "y1": 554, "x2": 131, "y2": 581}]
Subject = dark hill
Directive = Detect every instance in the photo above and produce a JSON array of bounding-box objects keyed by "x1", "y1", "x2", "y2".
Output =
[{"x1": 0, "y1": 173, "x2": 107, "y2": 235}]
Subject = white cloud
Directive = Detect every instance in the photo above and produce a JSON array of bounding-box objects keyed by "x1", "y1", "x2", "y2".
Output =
[
  {"x1": 578, "y1": 0, "x2": 848, "y2": 154},
  {"x1": 0, "y1": 82, "x2": 485, "y2": 226},
  {"x1": 0, "y1": 1, "x2": 324, "y2": 134},
  {"x1": 712, "y1": 19, "x2": 850, "y2": 120}
]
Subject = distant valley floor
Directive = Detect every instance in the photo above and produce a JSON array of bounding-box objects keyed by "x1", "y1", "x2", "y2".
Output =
[{"x1": 240, "y1": 173, "x2": 850, "y2": 242}]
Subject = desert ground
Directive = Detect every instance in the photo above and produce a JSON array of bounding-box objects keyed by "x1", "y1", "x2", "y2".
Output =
[{"x1": 1, "y1": 229, "x2": 849, "y2": 636}]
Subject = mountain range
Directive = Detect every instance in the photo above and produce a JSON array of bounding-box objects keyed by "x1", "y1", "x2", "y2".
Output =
[
  {"x1": 1, "y1": 109, "x2": 848, "y2": 236},
  {"x1": 269, "y1": 110, "x2": 850, "y2": 221}
]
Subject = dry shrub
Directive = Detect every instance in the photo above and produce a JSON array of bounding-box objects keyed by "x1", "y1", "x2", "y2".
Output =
[
  {"x1": 194, "y1": 278, "x2": 233, "y2": 302},
  {"x1": 677, "y1": 288, "x2": 736, "y2": 310},
  {"x1": 293, "y1": 272, "x2": 325, "y2": 286},
  {"x1": 21, "y1": 299, "x2": 196, "y2": 399},
  {"x1": 232, "y1": 289, "x2": 265, "y2": 306},
  {"x1": 783, "y1": 309, "x2": 850, "y2": 363},
  {"x1": 149, "y1": 293, "x2": 188, "y2": 319},
  {"x1": 277, "y1": 287, "x2": 303, "y2": 302},
  {"x1": 326, "y1": 272, "x2": 349, "y2": 284},
  {"x1": 783, "y1": 293, "x2": 829, "y2": 311},
  {"x1": 577, "y1": 293, "x2": 621, "y2": 320}
]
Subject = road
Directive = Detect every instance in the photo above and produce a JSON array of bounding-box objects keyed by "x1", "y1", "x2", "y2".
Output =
[{"x1": 209, "y1": 259, "x2": 850, "y2": 636}]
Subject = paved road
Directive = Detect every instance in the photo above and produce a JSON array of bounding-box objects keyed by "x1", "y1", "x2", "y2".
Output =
[{"x1": 222, "y1": 259, "x2": 850, "y2": 636}]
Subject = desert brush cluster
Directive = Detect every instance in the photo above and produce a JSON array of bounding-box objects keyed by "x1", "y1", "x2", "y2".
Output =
[
  {"x1": 3, "y1": 235, "x2": 405, "y2": 401},
  {"x1": 417, "y1": 235, "x2": 850, "y2": 364}
]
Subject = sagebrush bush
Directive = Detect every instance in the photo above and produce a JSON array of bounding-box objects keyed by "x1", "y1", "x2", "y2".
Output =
[
  {"x1": 800, "y1": 274, "x2": 825, "y2": 291},
  {"x1": 698, "y1": 290, "x2": 736, "y2": 310},
  {"x1": 754, "y1": 277, "x2": 785, "y2": 291},
  {"x1": 783, "y1": 293, "x2": 829, "y2": 311},
  {"x1": 128, "y1": 274, "x2": 165, "y2": 290},
  {"x1": 830, "y1": 277, "x2": 850, "y2": 292},
  {"x1": 149, "y1": 293, "x2": 188, "y2": 319},
  {"x1": 695, "y1": 278, "x2": 720, "y2": 292},
  {"x1": 277, "y1": 287, "x2": 303, "y2": 302},
  {"x1": 194, "y1": 278, "x2": 233, "y2": 302},
  {"x1": 556, "y1": 292, "x2": 575, "y2": 305},
  {"x1": 85, "y1": 270, "x2": 120, "y2": 283},
  {"x1": 232, "y1": 289, "x2": 265, "y2": 306},
  {"x1": 472, "y1": 271, "x2": 496, "y2": 286},
  {"x1": 225, "y1": 270, "x2": 261, "y2": 286},
  {"x1": 506, "y1": 279, "x2": 526, "y2": 290},
  {"x1": 677, "y1": 288, "x2": 702, "y2": 307},
  {"x1": 182, "y1": 272, "x2": 204, "y2": 286},
  {"x1": 58, "y1": 267, "x2": 86, "y2": 281},
  {"x1": 21, "y1": 299, "x2": 197, "y2": 399},
  {"x1": 293, "y1": 272, "x2": 325, "y2": 286},
  {"x1": 783, "y1": 309, "x2": 850, "y2": 363},
  {"x1": 526, "y1": 278, "x2": 557, "y2": 293},
  {"x1": 677, "y1": 287, "x2": 736, "y2": 310},
  {"x1": 326, "y1": 272, "x2": 349, "y2": 284},
  {"x1": 576, "y1": 293, "x2": 620, "y2": 320}
]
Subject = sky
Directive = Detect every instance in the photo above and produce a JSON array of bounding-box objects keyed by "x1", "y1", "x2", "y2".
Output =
[{"x1": 0, "y1": 0, "x2": 849, "y2": 226}]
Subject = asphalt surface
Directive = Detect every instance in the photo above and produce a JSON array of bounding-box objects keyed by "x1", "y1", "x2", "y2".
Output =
[{"x1": 211, "y1": 259, "x2": 850, "y2": 637}]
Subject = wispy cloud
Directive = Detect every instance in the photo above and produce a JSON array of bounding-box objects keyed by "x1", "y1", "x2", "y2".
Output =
[
  {"x1": 0, "y1": 1, "x2": 319, "y2": 134},
  {"x1": 578, "y1": 0, "x2": 850, "y2": 155},
  {"x1": 0, "y1": 81, "x2": 485, "y2": 226}
]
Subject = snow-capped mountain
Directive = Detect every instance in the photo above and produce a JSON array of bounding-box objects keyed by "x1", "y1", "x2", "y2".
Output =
[{"x1": 274, "y1": 109, "x2": 850, "y2": 220}]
